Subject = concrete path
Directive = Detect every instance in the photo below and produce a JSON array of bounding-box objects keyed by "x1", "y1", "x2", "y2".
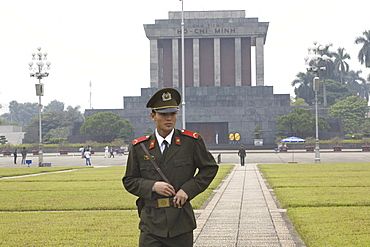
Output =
[{"x1": 193, "y1": 164, "x2": 305, "y2": 247}]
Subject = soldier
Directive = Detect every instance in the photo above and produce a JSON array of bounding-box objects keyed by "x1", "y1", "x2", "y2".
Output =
[
  {"x1": 123, "y1": 87, "x2": 219, "y2": 247},
  {"x1": 238, "y1": 145, "x2": 246, "y2": 166}
]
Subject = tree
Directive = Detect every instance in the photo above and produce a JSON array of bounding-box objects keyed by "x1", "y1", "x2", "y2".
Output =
[
  {"x1": 0, "y1": 135, "x2": 8, "y2": 144},
  {"x1": 328, "y1": 96, "x2": 369, "y2": 134},
  {"x1": 360, "y1": 119, "x2": 370, "y2": 137},
  {"x1": 291, "y1": 97, "x2": 309, "y2": 106},
  {"x1": 118, "y1": 120, "x2": 135, "y2": 142},
  {"x1": 355, "y1": 30, "x2": 370, "y2": 68},
  {"x1": 2, "y1": 101, "x2": 38, "y2": 126},
  {"x1": 345, "y1": 70, "x2": 369, "y2": 102},
  {"x1": 317, "y1": 79, "x2": 355, "y2": 106},
  {"x1": 291, "y1": 72, "x2": 315, "y2": 105},
  {"x1": 332, "y1": 47, "x2": 351, "y2": 84},
  {"x1": 80, "y1": 112, "x2": 134, "y2": 143},
  {"x1": 275, "y1": 108, "x2": 329, "y2": 138},
  {"x1": 43, "y1": 100, "x2": 65, "y2": 113},
  {"x1": 25, "y1": 104, "x2": 83, "y2": 142},
  {"x1": 253, "y1": 125, "x2": 264, "y2": 139},
  {"x1": 316, "y1": 43, "x2": 335, "y2": 106}
]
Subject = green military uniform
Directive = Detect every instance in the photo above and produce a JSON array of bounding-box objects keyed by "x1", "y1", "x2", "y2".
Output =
[
  {"x1": 123, "y1": 87, "x2": 218, "y2": 246},
  {"x1": 123, "y1": 128, "x2": 218, "y2": 239}
]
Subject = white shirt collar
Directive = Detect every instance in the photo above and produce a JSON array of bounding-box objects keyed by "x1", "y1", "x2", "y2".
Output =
[{"x1": 155, "y1": 129, "x2": 174, "y2": 152}]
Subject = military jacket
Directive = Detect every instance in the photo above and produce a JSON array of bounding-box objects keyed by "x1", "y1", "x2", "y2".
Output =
[{"x1": 122, "y1": 129, "x2": 219, "y2": 238}]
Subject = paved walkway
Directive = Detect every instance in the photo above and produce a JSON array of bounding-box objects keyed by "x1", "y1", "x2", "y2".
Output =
[{"x1": 193, "y1": 164, "x2": 305, "y2": 247}]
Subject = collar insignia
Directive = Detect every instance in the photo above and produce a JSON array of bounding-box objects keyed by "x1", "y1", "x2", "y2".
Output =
[
  {"x1": 149, "y1": 140, "x2": 155, "y2": 149},
  {"x1": 175, "y1": 137, "x2": 181, "y2": 145}
]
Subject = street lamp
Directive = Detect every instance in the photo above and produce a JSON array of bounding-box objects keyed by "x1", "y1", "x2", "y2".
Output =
[
  {"x1": 28, "y1": 47, "x2": 51, "y2": 167},
  {"x1": 180, "y1": 0, "x2": 186, "y2": 129},
  {"x1": 304, "y1": 41, "x2": 329, "y2": 163}
]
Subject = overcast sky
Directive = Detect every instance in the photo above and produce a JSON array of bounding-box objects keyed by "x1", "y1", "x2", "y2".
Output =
[{"x1": 1, "y1": 0, "x2": 370, "y2": 114}]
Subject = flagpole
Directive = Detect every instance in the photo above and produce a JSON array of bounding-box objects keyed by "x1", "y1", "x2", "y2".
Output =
[{"x1": 181, "y1": 0, "x2": 186, "y2": 130}]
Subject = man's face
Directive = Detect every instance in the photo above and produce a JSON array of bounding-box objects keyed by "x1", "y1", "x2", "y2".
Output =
[{"x1": 150, "y1": 112, "x2": 178, "y2": 137}]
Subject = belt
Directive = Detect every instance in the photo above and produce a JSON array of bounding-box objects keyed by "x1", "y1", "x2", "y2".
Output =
[{"x1": 144, "y1": 198, "x2": 177, "y2": 208}]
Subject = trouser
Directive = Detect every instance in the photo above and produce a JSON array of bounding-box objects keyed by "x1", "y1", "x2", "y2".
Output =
[
  {"x1": 240, "y1": 156, "x2": 245, "y2": 166},
  {"x1": 139, "y1": 231, "x2": 193, "y2": 247},
  {"x1": 85, "y1": 158, "x2": 91, "y2": 166}
]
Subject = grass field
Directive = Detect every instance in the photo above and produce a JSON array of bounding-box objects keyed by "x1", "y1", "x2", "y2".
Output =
[
  {"x1": 0, "y1": 165, "x2": 233, "y2": 246},
  {"x1": 259, "y1": 162, "x2": 370, "y2": 247}
]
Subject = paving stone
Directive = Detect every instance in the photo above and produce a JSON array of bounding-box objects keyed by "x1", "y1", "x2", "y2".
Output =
[{"x1": 193, "y1": 164, "x2": 306, "y2": 246}]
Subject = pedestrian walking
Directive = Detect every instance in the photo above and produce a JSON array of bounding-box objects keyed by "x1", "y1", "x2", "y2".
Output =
[
  {"x1": 21, "y1": 147, "x2": 27, "y2": 165},
  {"x1": 104, "y1": 145, "x2": 109, "y2": 158},
  {"x1": 84, "y1": 149, "x2": 92, "y2": 166},
  {"x1": 79, "y1": 146, "x2": 85, "y2": 159},
  {"x1": 238, "y1": 145, "x2": 246, "y2": 166},
  {"x1": 123, "y1": 87, "x2": 219, "y2": 247},
  {"x1": 109, "y1": 147, "x2": 114, "y2": 158},
  {"x1": 13, "y1": 149, "x2": 17, "y2": 164}
]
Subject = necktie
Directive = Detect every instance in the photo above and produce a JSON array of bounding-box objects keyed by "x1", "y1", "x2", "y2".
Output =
[{"x1": 163, "y1": 140, "x2": 169, "y2": 158}]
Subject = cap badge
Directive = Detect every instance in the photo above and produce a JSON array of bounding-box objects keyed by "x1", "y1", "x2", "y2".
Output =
[{"x1": 162, "y1": 92, "x2": 172, "y2": 101}]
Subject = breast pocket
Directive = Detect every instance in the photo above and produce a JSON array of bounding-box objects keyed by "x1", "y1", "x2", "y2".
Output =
[
  {"x1": 174, "y1": 157, "x2": 194, "y2": 179},
  {"x1": 139, "y1": 162, "x2": 157, "y2": 179}
]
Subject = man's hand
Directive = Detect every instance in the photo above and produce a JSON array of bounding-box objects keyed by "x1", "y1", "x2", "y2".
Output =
[
  {"x1": 153, "y1": 181, "x2": 176, "y2": 197},
  {"x1": 173, "y1": 189, "x2": 188, "y2": 207}
]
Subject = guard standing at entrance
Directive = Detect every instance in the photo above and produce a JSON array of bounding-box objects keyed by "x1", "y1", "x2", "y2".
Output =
[{"x1": 238, "y1": 145, "x2": 246, "y2": 166}]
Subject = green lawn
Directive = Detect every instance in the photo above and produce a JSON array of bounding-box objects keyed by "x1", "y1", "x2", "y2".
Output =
[
  {"x1": 0, "y1": 165, "x2": 233, "y2": 246},
  {"x1": 259, "y1": 162, "x2": 370, "y2": 247}
]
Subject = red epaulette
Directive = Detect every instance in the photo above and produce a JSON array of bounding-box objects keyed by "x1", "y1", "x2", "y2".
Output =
[
  {"x1": 132, "y1": 135, "x2": 150, "y2": 145},
  {"x1": 180, "y1": 129, "x2": 199, "y2": 139}
]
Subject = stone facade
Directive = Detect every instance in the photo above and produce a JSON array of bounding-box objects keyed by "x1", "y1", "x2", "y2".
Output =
[
  {"x1": 0, "y1": 126, "x2": 25, "y2": 145},
  {"x1": 82, "y1": 86, "x2": 294, "y2": 145},
  {"x1": 69, "y1": 10, "x2": 343, "y2": 146},
  {"x1": 144, "y1": 10, "x2": 268, "y2": 88},
  {"x1": 118, "y1": 86, "x2": 291, "y2": 145}
]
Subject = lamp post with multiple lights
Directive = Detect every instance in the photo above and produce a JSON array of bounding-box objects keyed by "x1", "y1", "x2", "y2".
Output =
[
  {"x1": 28, "y1": 47, "x2": 51, "y2": 167},
  {"x1": 180, "y1": 0, "x2": 186, "y2": 129},
  {"x1": 304, "y1": 41, "x2": 329, "y2": 163}
]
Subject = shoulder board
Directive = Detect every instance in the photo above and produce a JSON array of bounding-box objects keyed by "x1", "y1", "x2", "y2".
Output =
[
  {"x1": 180, "y1": 129, "x2": 199, "y2": 139},
  {"x1": 132, "y1": 135, "x2": 150, "y2": 145}
]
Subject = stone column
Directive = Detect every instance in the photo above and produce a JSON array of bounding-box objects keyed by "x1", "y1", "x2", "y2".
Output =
[
  {"x1": 172, "y1": 39, "x2": 179, "y2": 87},
  {"x1": 150, "y1": 39, "x2": 159, "y2": 88},
  {"x1": 255, "y1": 37, "x2": 264, "y2": 86},
  {"x1": 235, "y1": 37, "x2": 242, "y2": 86},
  {"x1": 193, "y1": 38, "x2": 200, "y2": 87},
  {"x1": 214, "y1": 38, "x2": 221, "y2": 87}
]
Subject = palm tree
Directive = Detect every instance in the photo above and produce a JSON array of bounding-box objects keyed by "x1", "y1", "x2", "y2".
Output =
[
  {"x1": 291, "y1": 72, "x2": 315, "y2": 105},
  {"x1": 360, "y1": 81, "x2": 370, "y2": 103},
  {"x1": 333, "y1": 47, "x2": 351, "y2": 84},
  {"x1": 317, "y1": 44, "x2": 334, "y2": 107},
  {"x1": 346, "y1": 70, "x2": 367, "y2": 101},
  {"x1": 355, "y1": 30, "x2": 370, "y2": 68},
  {"x1": 363, "y1": 74, "x2": 370, "y2": 103}
]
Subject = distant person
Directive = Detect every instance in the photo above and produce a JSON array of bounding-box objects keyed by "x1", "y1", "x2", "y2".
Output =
[
  {"x1": 21, "y1": 147, "x2": 27, "y2": 165},
  {"x1": 104, "y1": 145, "x2": 109, "y2": 158},
  {"x1": 109, "y1": 147, "x2": 114, "y2": 158},
  {"x1": 13, "y1": 149, "x2": 17, "y2": 164},
  {"x1": 79, "y1": 146, "x2": 85, "y2": 159},
  {"x1": 238, "y1": 145, "x2": 246, "y2": 166},
  {"x1": 84, "y1": 149, "x2": 92, "y2": 166}
]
